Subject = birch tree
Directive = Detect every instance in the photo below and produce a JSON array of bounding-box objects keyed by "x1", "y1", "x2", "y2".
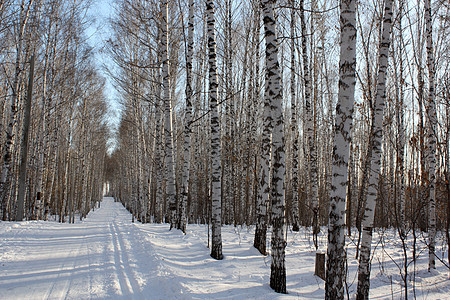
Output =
[
  {"x1": 161, "y1": 0, "x2": 177, "y2": 229},
  {"x1": 206, "y1": 0, "x2": 223, "y2": 260},
  {"x1": 290, "y1": 0, "x2": 300, "y2": 232},
  {"x1": 178, "y1": 0, "x2": 194, "y2": 233},
  {"x1": 356, "y1": 0, "x2": 394, "y2": 298},
  {"x1": 325, "y1": 0, "x2": 357, "y2": 298},
  {"x1": 260, "y1": 0, "x2": 287, "y2": 293},
  {"x1": 253, "y1": 0, "x2": 269, "y2": 255},
  {"x1": 425, "y1": 0, "x2": 437, "y2": 271},
  {"x1": 299, "y1": 0, "x2": 319, "y2": 243}
]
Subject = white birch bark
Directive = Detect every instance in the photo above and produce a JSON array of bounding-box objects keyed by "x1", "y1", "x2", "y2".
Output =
[
  {"x1": 356, "y1": 0, "x2": 394, "y2": 298},
  {"x1": 179, "y1": 0, "x2": 194, "y2": 233},
  {"x1": 396, "y1": 0, "x2": 405, "y2": 238},
  {"x1": 425, "y1": 0, "x2": 437, "y2": 271},
  {"x1": 299, "y1": 0, "x2": 319, "y2": 241},
  {"x1": 206, "y1": 0, "x2": 223, "y2": 260},
  {"x1": 252, "y1": 1, "x2": 268, "y2": 255},
  {"x1": 260, "y1": 0, "x2": 287, "y2": 293},
  {"x1": 325, "y1": 0, "x2": 357, "y2": 298},
  {"x1": 253, "y1": 3, "x2": 273, "y2": 255},
  {"x1": 161, "y1": 0, "x2": 177, "y2": 228},
  {"x1": 290, "y1": 0, "x2": 299, "y2": 232},
  {"x1": 153, "y1": 27, "x2": 164, "y2": 223}
]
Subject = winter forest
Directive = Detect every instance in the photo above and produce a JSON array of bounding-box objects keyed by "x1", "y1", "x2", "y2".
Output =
[{"x1": 0, "y1": 0, "x2": 449, "y2": 299}]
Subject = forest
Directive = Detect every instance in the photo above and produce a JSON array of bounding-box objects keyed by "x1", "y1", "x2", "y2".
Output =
[{"x1": 0, "y1": 0, "x2": 449, "y2": 299}]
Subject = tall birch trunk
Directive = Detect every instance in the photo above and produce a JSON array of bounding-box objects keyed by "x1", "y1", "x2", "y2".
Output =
[
  {"x1": 325, "y1": 0, "x2": 357, "y2": 298},
  {"x1": 300, "y1": 0, "x2": 319, "y2": 241},
  {"x1": 253, "y1": 1, "x2": 268, "y2": 255},
  {"x1": 161, "y1": 0, "x2": 177, "y2": 228},
  {"x1": 425, "y1": 0, "x2": 437, "y2": 271},
  {"x1": 206, "y1": 0, "x2": 223, "y2": 260},
  {"x1": 356, "y1": 0, "x2": 394, "y2": 298},
  {"x1": 153, "y1": 27, "x2": 164, "y2": 223},
  {"x1": 179, "y1": 0, "x2": 194, "y2": 233},
  {"x1": 260, "y1": 0, "x2": 287, "y2": 293},
  {"x1": 290, "y1": 0, "x2": 299, "y2": 232},
  {"x1": 395, "y1": 0, "x2": 406, "y2": 239}
]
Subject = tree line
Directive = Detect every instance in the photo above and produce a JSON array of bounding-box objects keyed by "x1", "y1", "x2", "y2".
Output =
[
  {"x1": 0, "y1": 0, "x2": 108, "y2": 223},
  {"x1": 106, "y1": 0, "x2": 449, "y2": 297}
]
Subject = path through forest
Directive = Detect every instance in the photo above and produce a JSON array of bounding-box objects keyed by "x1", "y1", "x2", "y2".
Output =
[
  {"x1": 1, "y1": 197, "x2": 449, "y2": 299},
  {"x1": 0, "y1": 197, "x2": 283, "y2": 299}
]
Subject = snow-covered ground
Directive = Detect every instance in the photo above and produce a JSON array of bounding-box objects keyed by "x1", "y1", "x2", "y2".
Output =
[{"x1": 0, "y1": 197, "x2": 448, "y2": 299}]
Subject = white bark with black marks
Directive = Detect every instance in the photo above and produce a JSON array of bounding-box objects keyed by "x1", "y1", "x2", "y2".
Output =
[
  {"x1": 161, "y1": 0, "x2": 177, "y2": 229},
  {"x1": 179, "y1": 0, "x2": 194, "y2": 233},
  {"x1": 356, "y1": 0, "x2": 394, "y2": 298},
  {"x1": 206, "y1": 0, "x2": 223, "y2": 261},
  {"x1": 325, "y1": 0, "x2": 357, "y2": 298},
  {"x1": 261, "y1": 0, "x2": 287, "y2": 294},
  {"x1": 425, "y1": 0, "x2": 437, "y2": 271}
]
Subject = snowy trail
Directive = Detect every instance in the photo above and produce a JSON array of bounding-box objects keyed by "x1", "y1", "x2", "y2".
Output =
[
  {"x1": 0, "y1": 197, "x2": 178, "y2": 300},
  {"x1": 1, "y1": 197, "x2": 449, "y2": 299}
]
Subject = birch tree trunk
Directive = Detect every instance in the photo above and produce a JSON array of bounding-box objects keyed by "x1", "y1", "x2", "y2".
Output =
[
  {"x1": 161, "y1": 0, "x2": 177, "y2": 229},
  {"x1": 260, "y1": 0, "x2": 287, "y2": 293},
  {"x1": 290, "y1": 0, "x2": 299, "y2": 232},
  {"x1": 396, "y1": 0, "x2": 406, "y2": 239},
  {"x1": 253, "y1": 1, "x2": 268, "y2": 255},
  {"x1": 356, "y1": 0, "x2": 394, "y2": 298},
  {"x1": 299, "y1": 0, "x2": 319, "y2": 242},
  {"x1": 325, "y1": 0, "x2": 357, "y2": 298},
  {"x1": 178, "y1": 0, "x2": 194, "y2": 233},
  {"x1": 425, "y1": 0, "x2": 437, "y2": 271},
  {"x1": 206, "y1": 0, "x2": 223, "y2": 260},
  {"x1": 253, "y1": 4, "x2": 273, "y2": 255}
]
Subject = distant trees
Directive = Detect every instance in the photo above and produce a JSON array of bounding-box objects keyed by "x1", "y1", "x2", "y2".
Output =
[{"x1": 0, "y1": 0, "x2": 108, "y2": 222}]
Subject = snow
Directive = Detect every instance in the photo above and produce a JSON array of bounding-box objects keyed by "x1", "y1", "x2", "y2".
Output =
[{"x1": 0, "y1": 197, "x2": 448, "y2": 299}]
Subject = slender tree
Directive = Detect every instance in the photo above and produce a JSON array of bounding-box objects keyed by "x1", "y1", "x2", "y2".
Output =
[
  {"x1": 260, "y1": 0, "x2": 287, "y2": 293},
  {"x1": 325, "y1": 0, "x2": 357, "y2": 298},
  {"x1": 425, "y1": 0, "x2": 437, "y2": 271},
  {"x1": 178, "y1": 0, "x2": 194, "y2": 233},
  {"x1": 356, "y1": 0, "x2": 394, "y2": 298},
  {"x1": 253, "y1": 0, "x2": 268, "y2": 255},
  {"x1": 206, "y1": 0, "x2": 223, "y2": 260},
  {"x1": 161, "y1": 0, "x2": 177, "y2": 229},
  {"x1": 290, "y1": 0, "x2": 300, "y2": 232}
]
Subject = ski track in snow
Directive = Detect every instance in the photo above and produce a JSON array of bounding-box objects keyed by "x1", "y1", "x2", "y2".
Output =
[{"x1": 0, "y1": 197, "x2": 449, "y2": 299}]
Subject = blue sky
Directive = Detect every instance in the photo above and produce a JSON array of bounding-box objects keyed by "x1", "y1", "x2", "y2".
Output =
[{"x1": 87, "y1": 0, "x2": 120, "y2": 151}]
